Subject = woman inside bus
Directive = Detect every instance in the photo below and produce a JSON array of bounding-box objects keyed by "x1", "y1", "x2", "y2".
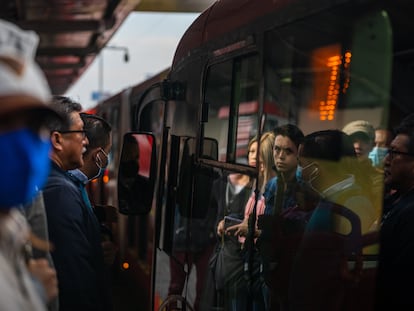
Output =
[
  {"x1": 207, "y1": 162, "x2": 252, "y2": 310},
  {"x1": 225, "y1": 132, "x2": 276, "y2": 239},
  {"x1": 218, "y1": 132, "x2": 276, "y2": 311}
]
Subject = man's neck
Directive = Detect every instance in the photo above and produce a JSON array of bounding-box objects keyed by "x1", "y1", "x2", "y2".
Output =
[{"x1": 395, "y1": 182, "x2": 414, "y2": 200}]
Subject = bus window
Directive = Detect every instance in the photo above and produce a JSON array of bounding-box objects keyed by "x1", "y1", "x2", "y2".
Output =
[
  {"x1": 203, "y1": 55, "x2": 261, "y2": 164},
  {"x1": 263, "y1": 9, "x2": 392, "y2": 133},
  {"x1": 258, "y1": 8, "x2": 392, "y2": 310}
]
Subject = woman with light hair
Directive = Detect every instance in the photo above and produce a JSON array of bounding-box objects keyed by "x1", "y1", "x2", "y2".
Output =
[{"x1": 221, "y1": 131, "x2": 276, "y2": 311}]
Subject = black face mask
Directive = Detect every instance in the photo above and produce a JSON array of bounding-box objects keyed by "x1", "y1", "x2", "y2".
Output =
[{"x1": 120, "y1": 160, "x2": 139, "y2": 178}]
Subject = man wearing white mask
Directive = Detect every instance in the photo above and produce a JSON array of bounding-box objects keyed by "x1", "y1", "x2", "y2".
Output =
[{"x1": 67, "y1": 113, "x2": 116, "y2": 270}]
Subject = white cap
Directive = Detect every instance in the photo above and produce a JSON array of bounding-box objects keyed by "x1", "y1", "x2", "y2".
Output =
[
  {"x1": 342, "y1": 120, "x2": 375, "y2": 142},
  {"x1": 0, "y1": 19, "x2": 60, "y2": 118}
]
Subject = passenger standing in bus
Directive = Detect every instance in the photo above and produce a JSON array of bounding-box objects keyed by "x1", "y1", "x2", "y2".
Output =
[
  {"x1": 222, "y1": 132, "x2": 276, "y2": 311},
  {"x1": 377, "y1": 114, "x2": 414, "y2": 309},
  {"x1": 256, "y1": 124, "x2": 306, "y2": 311},
  {"x1": 0, "y1": 18, "x2": 61, "y2": 311},
  {"x1": 290, "y1": 130, "x2": 377, "y2": 311},
  {"x1": 368, "y1": 126, "x2": 394, "y2": 228},
  {"x1": 368, "y1": 127, "x2": 393, "y2": 169},
  {"x1": 342, "y1": 120, "x2": 384, "y2": 219},
  {"x1": 208, "y1": 171, "x2": 252, "y2": 311},
  {"x1": 262, "y1": 124, "x2": 304, "y2": 215},
  {"x1": 227, "y1": 132, "x2": 277, "y2": 237},
  {"x1": 343, "y1": 120, "x2": 375, "y2": 160},
  {"x1": 43, "y1": 96, "x2": 110, "y2": 311}
]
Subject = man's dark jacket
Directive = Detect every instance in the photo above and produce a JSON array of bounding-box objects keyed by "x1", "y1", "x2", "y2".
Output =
[{"x1": 43, "y1": 162, "x2": 110, "y2": 311}]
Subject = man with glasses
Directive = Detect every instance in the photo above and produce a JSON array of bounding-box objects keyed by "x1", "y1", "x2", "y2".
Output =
[
  {"x1": 377, "y1": 114, "x2": 414, "y2": 309},
  {"x1": 43, "y1": 96, "x2": 111, "y2": 311}
]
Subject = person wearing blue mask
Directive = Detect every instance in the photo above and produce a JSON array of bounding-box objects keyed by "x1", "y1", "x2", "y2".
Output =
[
  {"x1": 368, "y1": 127, "x2": 393, "y2": 168},
  {"x1": 343, "y1": 120, "x2": 384, "y2": 220},
  {"x1": 0, "y1": 18, "x2": 62, "y2": 311}
]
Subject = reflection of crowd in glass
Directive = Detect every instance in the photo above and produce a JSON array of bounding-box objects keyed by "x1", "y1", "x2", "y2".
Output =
[{"x1": 193, "y1": 117, "x2": 414, "y2": 311}]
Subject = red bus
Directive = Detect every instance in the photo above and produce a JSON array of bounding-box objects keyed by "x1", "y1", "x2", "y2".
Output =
[{"x1": 91, "y1": 0, "x2": 414, "y2": 310}]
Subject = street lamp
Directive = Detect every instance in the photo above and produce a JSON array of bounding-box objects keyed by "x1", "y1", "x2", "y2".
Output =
[{"x1": 97, "y1": 45, "x2": 130, "y2": 100}]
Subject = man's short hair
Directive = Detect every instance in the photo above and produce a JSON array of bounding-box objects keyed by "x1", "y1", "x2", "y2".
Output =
[
  {"x1": 47, "y1": 96, "x2": 82, "y2": 131},
  {"x1": 80, "y1": 113, "x2": 112, "y2": 155},
  {"x1": 273, "y1": 124, "x2": 304, "y2": 149}
]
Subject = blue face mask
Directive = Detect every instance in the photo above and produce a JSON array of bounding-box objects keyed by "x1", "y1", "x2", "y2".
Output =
[
  {"x1": 368, "y1": 147, "x2": 388, "y2": 167},
  {"x1": 0, "y1": 128, "x2": 51, "y2": 208}
]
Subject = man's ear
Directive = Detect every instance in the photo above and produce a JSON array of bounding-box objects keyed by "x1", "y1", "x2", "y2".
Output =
[{"x1": 50, "y1": 131, "x2": 63, "y2": 151}]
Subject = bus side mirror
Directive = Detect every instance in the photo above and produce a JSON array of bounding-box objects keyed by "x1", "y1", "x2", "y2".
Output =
[{"x1": 118, "y1": 132, "x2": 156, "y2": 215}]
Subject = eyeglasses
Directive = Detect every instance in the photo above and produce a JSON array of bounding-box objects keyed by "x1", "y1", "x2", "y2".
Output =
[
  {"x1": 58, "y1": 130, "x2": 87, "y2": 138},
  {"x1": 386, "y1": 149, "x2": 414, "y2": 160}
]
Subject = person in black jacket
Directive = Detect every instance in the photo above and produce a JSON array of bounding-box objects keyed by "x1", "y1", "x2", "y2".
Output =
[
  {"x1": 43, "y1": 96, "x2": 111, "y2": 311},
  {"x1": 377, "y1": 114, "x2": 414, "y2": 309}
]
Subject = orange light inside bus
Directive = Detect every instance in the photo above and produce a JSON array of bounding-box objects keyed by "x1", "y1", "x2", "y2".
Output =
[
  {"x1": 311, "y1": 45, "x2": 351, "y2": 121},
  {"x1": 122, "y1": 262, "x2": 130, "y2": 270},
  {"x1": 103, "y1": 169, "x2": 109, "y2": 183}
]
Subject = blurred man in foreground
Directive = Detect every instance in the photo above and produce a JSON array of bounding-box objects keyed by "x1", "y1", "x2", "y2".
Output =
[{"x1": 0, "y1": 18, "x2": 60, "y2": 310}]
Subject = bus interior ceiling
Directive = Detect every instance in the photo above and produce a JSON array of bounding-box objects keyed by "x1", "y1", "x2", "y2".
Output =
[{"x1": 0, "y1": 0, "x2": 140, "y2": 95}]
